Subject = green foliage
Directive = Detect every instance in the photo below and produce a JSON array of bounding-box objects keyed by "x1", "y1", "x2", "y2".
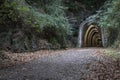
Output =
[
  {"x1": 26, "y1": 0, "x2": 71, "y2": 48},
  {"x1": 99, "y1": 0, "x2": 120, "y2": 28},
  {"x1": 0, "y1": 0, "x2": 16, "y2": 24},
  {"x1": 99, "y1": 0, "x2": 120, "y2": 47},
  {"x1": 0, "y1": 0, "x2": 71, "y2": 52},
  {"x1": 42, "y1": 25, "x2": 68, "y2": 48}
]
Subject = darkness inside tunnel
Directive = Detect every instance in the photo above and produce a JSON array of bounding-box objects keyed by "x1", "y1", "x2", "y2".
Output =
[{"x1": 82, "y1": 24, "x2": 103, "y2": 47}]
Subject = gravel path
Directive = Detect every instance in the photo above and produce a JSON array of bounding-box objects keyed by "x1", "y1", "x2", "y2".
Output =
[{"x1": 0, "y1": 48, "x2": 103, "y2": 80}]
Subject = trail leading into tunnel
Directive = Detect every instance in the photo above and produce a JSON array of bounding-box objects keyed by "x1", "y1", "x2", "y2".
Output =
[{"x1": 0, "y1": 48, "x2": 105, "y2": 80}]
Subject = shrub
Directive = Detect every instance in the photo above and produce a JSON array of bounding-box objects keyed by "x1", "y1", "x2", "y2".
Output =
[
  {"x1": 99, "y1": 0, "x2": 120, "y2": 47},
  {"x1": 0, "y1": 0, "x2": 71, "y2": 52}
]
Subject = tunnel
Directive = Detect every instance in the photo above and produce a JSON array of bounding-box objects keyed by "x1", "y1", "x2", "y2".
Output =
[
  {"x1": 78, "y1": 22, "x2": 107, "y2": 48},
  {"x1": 83, "y1": 25, "x2": 102, "y2": 47}
]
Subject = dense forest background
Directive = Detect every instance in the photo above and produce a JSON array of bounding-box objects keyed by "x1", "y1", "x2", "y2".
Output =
[{"x1": 0, "y1": 0, "x2": 120, "y2": 52}]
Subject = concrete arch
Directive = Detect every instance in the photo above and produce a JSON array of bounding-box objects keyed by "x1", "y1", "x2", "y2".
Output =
[{"x1": 78, "y1": 22, "x2": 107, "y2": 47}]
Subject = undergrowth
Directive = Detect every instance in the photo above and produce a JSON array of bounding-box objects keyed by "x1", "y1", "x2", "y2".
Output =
[{"x1": 0, "y1": 0, "x2": 71, "y2": 52}]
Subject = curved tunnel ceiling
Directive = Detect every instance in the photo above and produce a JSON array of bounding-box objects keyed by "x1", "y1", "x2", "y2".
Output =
[{"x1": 83, "y1": 25, "x2": 102, "y2": 47}]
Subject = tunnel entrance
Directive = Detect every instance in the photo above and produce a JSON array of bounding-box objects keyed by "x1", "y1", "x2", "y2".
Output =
[
  {"x1": 78, "y1": 22, "x2": 107, "y2": 48},
  {"x1": 83, "y1": 25, "x2": 102, "y2": 47}
]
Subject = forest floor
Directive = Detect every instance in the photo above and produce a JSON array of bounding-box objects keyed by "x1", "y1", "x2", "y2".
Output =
[{"x1": 0, "y1": 48, "x2": 120, "y2": 80}]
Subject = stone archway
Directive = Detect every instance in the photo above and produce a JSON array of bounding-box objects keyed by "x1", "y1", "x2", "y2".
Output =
[{"x1": 78, "y1": 22, "x2": 107, "y2": 47}]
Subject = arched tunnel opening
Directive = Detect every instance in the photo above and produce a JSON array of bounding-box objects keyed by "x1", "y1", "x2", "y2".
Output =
[
  {"x1": 83, "y1": 25, "x2": 102, "y2": 47},
  {"x1": 78, "y1": 22, "x2": 107, "y2": 48}
]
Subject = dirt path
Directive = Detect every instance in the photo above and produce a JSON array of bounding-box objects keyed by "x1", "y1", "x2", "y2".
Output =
[{"x1": 0, "y1": 48, "x2": 106, "y2": 80}]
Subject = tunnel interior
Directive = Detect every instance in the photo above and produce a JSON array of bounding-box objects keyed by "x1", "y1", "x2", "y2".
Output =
[{"x1": 82, "y1": 24, "x2": 103, "y2": 47}]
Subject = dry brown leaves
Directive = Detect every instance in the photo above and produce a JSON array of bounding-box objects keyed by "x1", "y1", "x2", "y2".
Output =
[
  {"x1": 0, "y1": 50, "x2": 59, "y2": 69},
  {"x1": 80, "y1": 58, "x2": 120, "y2": 80}
]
